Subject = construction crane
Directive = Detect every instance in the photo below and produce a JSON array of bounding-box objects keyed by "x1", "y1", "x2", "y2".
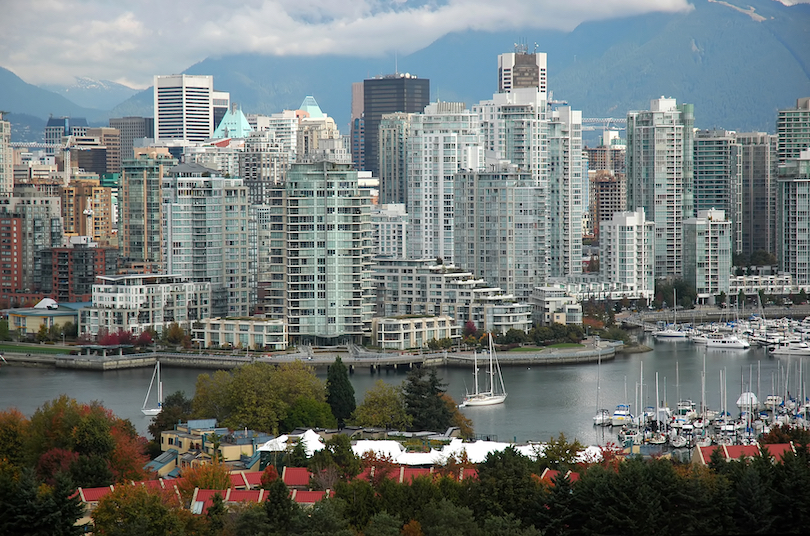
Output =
[{"x1": 581, "y1": 118, "x2": 627, "y2": 132}]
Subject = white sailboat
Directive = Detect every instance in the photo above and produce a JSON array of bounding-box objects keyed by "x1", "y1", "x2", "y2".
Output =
[
  {"x1": 460, "y1": 333, "x2": 507, "y2": 407},
  {"x1": 141, "y1": 361, "x2": 163, "y2": 416},
  {"x1": 653, "y1": 289, "x2": 688, "y2": 339}
]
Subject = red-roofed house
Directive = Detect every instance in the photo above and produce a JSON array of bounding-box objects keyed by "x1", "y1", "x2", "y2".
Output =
[
  {"x1": 191, "y1": 489, "x2": 227, "y2": 515},
  {"x1": 694, "y1": 443, "x2": 796, "y2": 465},
  {"x1": 78, "y1": 486, "x2": 114, "y2": 504},
  {"x1": 723, "y1": 444, "x2": 760, "y2": 461},
  {"x1": 696, "y1": 445, "x2": 725, "y2": 465},
  {"x1": 760, "y1": 443, "x2": 795, "y2": 462},
  {"x1": 282, "y1": 467, "x2": 312, "y2": 489},
  {"x1": 228, "y1": 489, "x2": 265, "y2": 503},
  {"x1": 229, "y1": 472, "x2": 249, "y2": 489},
  {"x1": 243, "y1": 471, "x2": 264, "y2": 489},
  {"x1": 402, "y1": 467, "x2": 433, "y2": 482},
  {"x1": 459, "y1": 467, "x2": 478, "y2": 481},
  {"x1": 537, "y1": 468, "x2": 580, "y2": 485}
]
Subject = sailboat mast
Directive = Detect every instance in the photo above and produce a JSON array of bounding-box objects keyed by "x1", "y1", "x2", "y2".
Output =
[
  {"x1": 489, "y1": 334, "x2": 495, "y2": 395},
  {"x1": 473, "y1": 350, "x2": 479, "y2": 396}
]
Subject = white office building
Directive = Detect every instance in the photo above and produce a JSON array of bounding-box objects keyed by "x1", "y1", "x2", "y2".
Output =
[
  {"x1": 777, "y1": 149, "x2": 810, "y2": 286},
  {"x1": 406, "y1": 102, "x2": 484, "y2": 263},
  {"x1": 269, "y1": 161, "x2": 375, "y2": 345},
  {"x1": 192, "y1": 317, "x2": 287, "y2": 351},
  {"x1": 373, "y1": 258, "x2": 532, "y2": 333},
  {"x1": 163, "y1": 163, "x2": 257, "y2": 317},
  {"x1": 454, "y1": 163, "x2": 544, "y2": 299},
  {"x1": 498, "y1": 49, "x2": 547, "y2": 95},
  {"x1": 683, "y1": 209, "x2": 732, "y2": 303},
  {"x1": 371, "y1": 203, "x2": 408, "y2": 258},
  {"x1": 154, "y1": 75, "x2": 218, "y2": 141},
  {"x1": 80, "y1": 274, "x2": 211, "y2": 336},
  {"x1": 627, "y1": 97, "x2": 695, "y2": 277},
  {"x1": 247, "y1": 110, "x2": 300, "y2": 161},
  {"x1": 600, "y1": 208, "x2": 655, "y2": 300},
  {"x1": 0, "y1": 112, "x2": 12, "y2": 195},
  {"x1": 547, "y1": 106, "x2": 584, "y2": 278}
]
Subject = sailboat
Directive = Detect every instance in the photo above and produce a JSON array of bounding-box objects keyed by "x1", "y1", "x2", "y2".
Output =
[
  {"x1": 460, "y1": 333, "x2": 507, "y2": 407},
  {"x1": 653, "y1": 289, "x2": 688, "y2": 339},
  {"x1": 593, "y1": 345, "x2": 611, "y2": 426},
  {"x1": 141, "y1": 361, "x2": 163, "y2": 416}
]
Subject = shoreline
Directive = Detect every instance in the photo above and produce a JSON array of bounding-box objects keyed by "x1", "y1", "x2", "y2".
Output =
[{"x1": 1, "y1": 341, "x2": 622, "y2": 371}]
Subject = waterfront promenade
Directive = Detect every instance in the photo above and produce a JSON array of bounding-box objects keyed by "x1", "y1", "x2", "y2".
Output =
[{"x1": 1, "y1": 339, "x2": 621, "y2": 372}]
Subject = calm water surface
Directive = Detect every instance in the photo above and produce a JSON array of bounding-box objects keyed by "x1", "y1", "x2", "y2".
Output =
[{"x1": 1, "y1": 336, "x2": 799, "y2": 445}]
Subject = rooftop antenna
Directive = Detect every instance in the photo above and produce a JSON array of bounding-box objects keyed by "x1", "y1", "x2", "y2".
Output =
[{"x1": 395, "y1": 50, "x2": 398, "y2": 75}]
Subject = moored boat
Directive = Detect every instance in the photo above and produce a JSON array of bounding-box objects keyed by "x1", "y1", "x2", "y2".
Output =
[
  {"x1": 593, "y1": 408, "x2": 612, "y2": 426},
  {"x1": 460, "y1": 333, "x2": 507, "y2": 407},
  {"x1": 611, "y1": 403, "x2": 634, "y2": 427},
  {"x1": 768, "y1": 340, "x2": 810, "y2": 356}
]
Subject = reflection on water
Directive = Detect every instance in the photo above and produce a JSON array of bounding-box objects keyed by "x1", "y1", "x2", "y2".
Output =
[{"x1": 0, "y1": 336, "x2": 792, "y2": 445}]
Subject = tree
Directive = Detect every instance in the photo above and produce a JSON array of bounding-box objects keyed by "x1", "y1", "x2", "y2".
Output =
[
  {"x1": 164, "y1": 322, "x2": 186, "y2": 345},
  {"x1": 148, "y1": 390, "x2": 193, "y2": 443},
  {"x1": 0, "y1": 468, "x2": 85, "y2": 536},
  {"x1": 309, "y1": 433, "x2": 362, "y2": 482},
  {"x1": 196, "y1": 360, "x2": 331, "y2": 433},
  {"x1": 402, "y1": 367, "x2": 453, "y2": 432},
  {"x1": 0, "y1": 319, "x2": 10, "y2": 341},
  {"x1": 62, "y1": 321, "x2": 78, "y2": 340},
  {"x1": 441, "y1": 393, "x2": 474, "y2": 438},
  {"x1": 535, "y1": 433, "x2": 585, "y2": 472},
  {"x1": 288, "y1": 497, "x2": 354, "y2": 536},
  {"x1": 36, "y1": 323, "x2": 49, "y2": 343},
  {"x1": 264, "y1": 476, "x2": 298, "y2": 534},
  {"x1": 260, "y1": 464, "x2": 280, "y2": 488},
  {"x1": 469, "y1": 447, "x2": 542, "y2": 528},
  {"x1": 326, "y1": 357, "x2": 355, "y2": 428},
  {"x1": 463, "y1": 320, "x2": 477, "y2": 338},
  {"x1": 0, "y1": 408, "x2": 29, "y2": 469},
  {"x1": 92, "y1": 485, "x2": 184, "y2": 536},
  {"x1": 419, "y1": 498, "x2": 482, "y2": 536},
  {"x1": 176, "y1": 461, "x2": 232, "y2": 505},
  {"x1": 279, "y1": 397, "x2": 337, "y2": 433},
  {"x1": 25, "y1": 396, "x2": 148, "y2": 488},
  {"x1": 364, "y1": 511, "x2": 403, "y2": 536},
  {"x1": 351, "y1": 380, "x2": 412, "y2": 430},
  {"x1": 206, "y1": 493, "x2": 227, "y2": 535},
  {"x1": 135, "y1": 331, "x2": 153, "y2": 347}
]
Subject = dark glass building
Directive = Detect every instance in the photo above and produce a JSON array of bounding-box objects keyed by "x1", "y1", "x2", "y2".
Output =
[{"x1": 363, "y1": 74, "x2": 429, "y2": 178}]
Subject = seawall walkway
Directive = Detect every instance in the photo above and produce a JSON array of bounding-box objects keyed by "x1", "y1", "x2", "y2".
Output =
[{"x1": 1, "y1": 340, "x2": 621, "y2": 372}]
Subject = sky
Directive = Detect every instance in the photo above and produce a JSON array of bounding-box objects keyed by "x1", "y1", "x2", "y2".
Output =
[{"x1": 1, "y1": 0, "x2": 801, "y2": 89}]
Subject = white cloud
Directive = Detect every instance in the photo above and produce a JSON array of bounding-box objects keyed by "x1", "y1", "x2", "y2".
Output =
[{"x1": 0, "y1": 0, "x2": 693, "y2": 88}]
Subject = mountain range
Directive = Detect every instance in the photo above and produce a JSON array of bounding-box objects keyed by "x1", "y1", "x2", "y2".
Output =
[{"x1": 2, "y1": 0, "x2": 809, "y2": 143}]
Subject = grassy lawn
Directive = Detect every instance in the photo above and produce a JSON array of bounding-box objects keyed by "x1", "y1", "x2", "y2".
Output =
[
  {"x1": 0, "y1": 343, "x2": 72, "y2": 355},
  {"x1": 506, "y1": 343, "x2": 585, "y2": 352}
]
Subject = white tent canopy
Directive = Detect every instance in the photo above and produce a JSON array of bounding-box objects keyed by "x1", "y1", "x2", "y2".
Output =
[{"x1": 256, "y1": 429, "x2": 603, "y2": 466}]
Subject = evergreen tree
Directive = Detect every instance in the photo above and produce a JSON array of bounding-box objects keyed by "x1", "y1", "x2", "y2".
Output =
[
  {"x1": 326, "y1": 357, "x2": 356, "y2": 428},
  {"x1": 418, "y1": 498, "x2": 481, "y2": 536},
  {"x1": 206, "y1": 493, "x2": 227, "y2": 535},
  {"x1": 265, "y1": 475, "x2": 298, "y2": 534},
  {"x1": 402, "y1": 367, "x2": 452, "y2": 432},
  {"x1": 364, "y1": 511, "x2": 403, "y2": 536},
  {"x1": 334, "y1": 479, "x2": 379, "y2": 530},
  {"x1": 0, "y1": 468, "x2": 85, "y2": 536}
]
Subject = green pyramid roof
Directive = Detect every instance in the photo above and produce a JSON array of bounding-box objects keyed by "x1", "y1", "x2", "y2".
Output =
[
  {"x1": 299, "y1": 96, "x2": 325, "y2": 119},
  {"x1": 213, "y1": 105, "x2": 254, "y2": 139}
]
